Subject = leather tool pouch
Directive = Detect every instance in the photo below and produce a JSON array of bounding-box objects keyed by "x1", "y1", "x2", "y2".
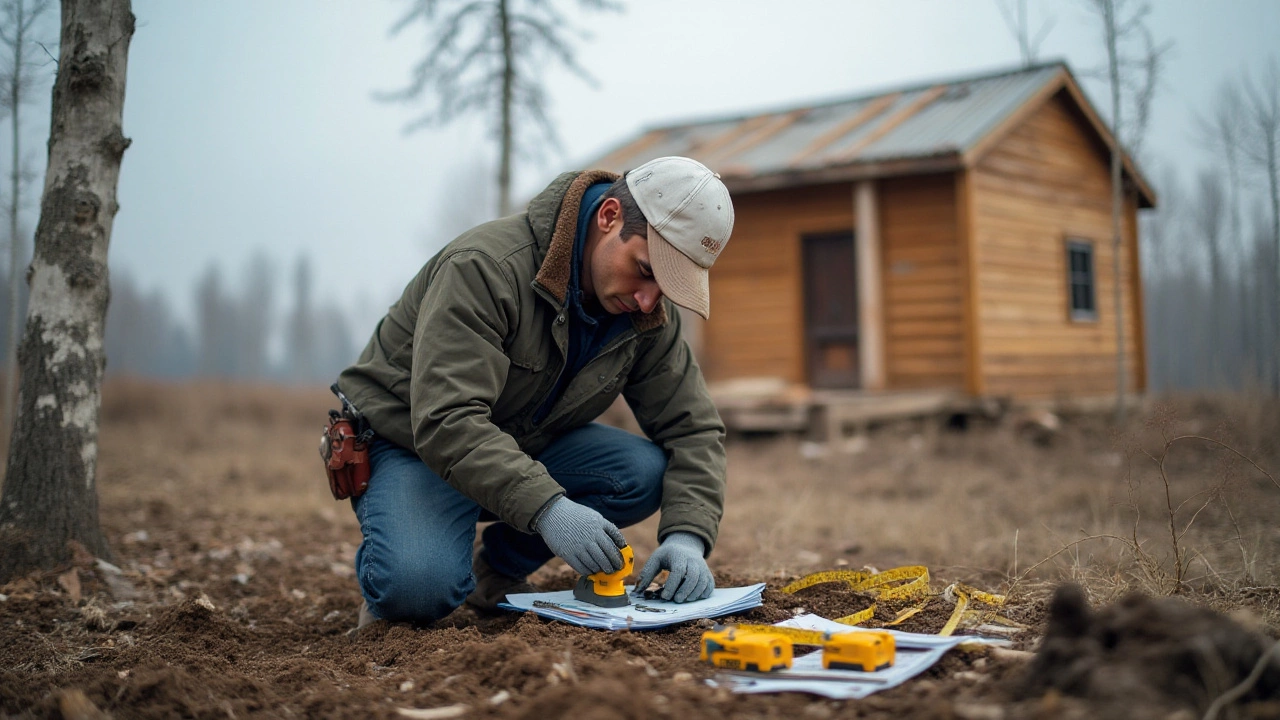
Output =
[{"x1": 320, "y1": 384, "x2": 373, "y2": 500}]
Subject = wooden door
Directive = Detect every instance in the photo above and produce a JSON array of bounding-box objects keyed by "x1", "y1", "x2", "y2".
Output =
[{"x1": 803, "y1": 231, "x2": 859, "y2": 388}]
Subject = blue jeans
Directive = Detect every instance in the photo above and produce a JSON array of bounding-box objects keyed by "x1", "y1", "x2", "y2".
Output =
[{"x1": 351, "y1": 423, "x2": 665, "y2": 624}]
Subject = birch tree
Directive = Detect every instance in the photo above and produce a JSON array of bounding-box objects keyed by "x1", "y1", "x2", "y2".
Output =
[
  {"x1": 0, "y1": 0, "x2": 133, "y2": 582},
  {"x1": 0, "y1": 0, "x2": 54, "y2": 432},
  {"x1": 1083, "y1": 0, "x2": 1168, "y2": 420},
  {"x1": 381, "y1": 0, "x2": 618, "y2": 216}
]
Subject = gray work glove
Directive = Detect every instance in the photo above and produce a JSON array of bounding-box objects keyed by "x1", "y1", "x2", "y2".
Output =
[
  {"x1": 634, "y1": 532, "x2": 714, "y2": 603},
  {"x1": 533, "y1": 496, "x2": 626, "y2": 576}
]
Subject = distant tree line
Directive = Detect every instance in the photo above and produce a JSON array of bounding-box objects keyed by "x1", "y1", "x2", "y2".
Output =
[
  {"x1": 1144, "y1": 174, "x2": 1279, "y2": 392},
  {"x1": 0, "y1": 251, "x2": 357, "y2": 385},
  {"x1": 1142, "y1": 65, "x2": 1280, "y2": 394}
]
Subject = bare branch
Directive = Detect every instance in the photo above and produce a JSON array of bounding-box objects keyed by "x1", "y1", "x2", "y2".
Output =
[
  {"x1": 1239, "y1": 60, "x2": 1280, "y2": 166},
  {"x1": 388, "y1": 0, "x2": 443, "y2": 37},
  {"x1": 996, "y1": 0, "x2": 1054, "y2": 67},
  {"x1": 1123, "y1": 26, "x2": 1172, "y2": 157},
  {"x1": 1174, "y1": 488, "x2": 1219, "y2": 543},
  {"x1": 1078, "y1": 0, "x2": 1168, "y2": 152},
  {"x1": 34, "y1": 39, "x2": 54, "y2": 65},
  {"x1": 380, "y1": 0, "x2": 616, "y2": 214},
  {"x1": 1167, "y1": 435, "x2": 1277, "y2": 491},
  {"x1": 1194, "y1": 84, "x2": 1245, "y2": 160},
  {"x1": 995, "y1": 0, "x2": 1021, "y2": 41},
  {"x1": 1203, "y1": 641, "x2": 1280, "y2": 720},
  {"x1": 1114, "y1": 1, "x2": 1150, "y2": 38},
  {"x1": 512, "y1": 15, "x2": 596, "y2": 86},
  {"x1": 1030, "y1": 15, "x2": 1056, "y2": 54},
  {"x1": 574, "y1": 0, "x2": 622, "y2": 10},
  {"x1": 1008, "y1": 533, "x2": 1137, "y2": 589},
  {"x1": 380, "y1": 2, "x2": 493, "y2": 105}
]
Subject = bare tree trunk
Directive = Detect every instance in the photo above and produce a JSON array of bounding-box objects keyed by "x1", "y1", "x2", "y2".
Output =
[
  {"x1": 1193, "y1": 172, "x2": 1226, "y2": 386},
  {"x1": 286, "y1": 257, "x2": 315, "y2": 381},
  {"x1": 0, "y1": 0, "x2": 133, "y2": 582},
  {"x1": 5, "y1": 0, "x2": 28, "y2": 434},
  {"x1": 1225, "y1": 133, "x2": 1251, "y2": 385},
  {"x1": 5, "y1": 6, "x2": 20, "y2": 434},
  {"x1": 1241, "y1": 62, "x2": 1280, "y2": 393},
  {"x1": 1011, "y1": 0, "x2": 1031, "y2": 67},
  {"x1": 1269, "y1": 141, "x2": 1280, "y2": 393},
  {"x1": 497, "y1": 0, "x2": 513, "y2": 217},
  {"x1": 996, "y1": 0, "x2": 1054, "y2": 69},
  {"x1": 1101, "y1": 0, "x2": 1127, "y2": 421}
]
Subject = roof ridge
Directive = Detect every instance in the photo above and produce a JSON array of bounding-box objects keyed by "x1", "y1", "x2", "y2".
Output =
[{"x1": 643, "y1": 60, "x2": 1068, "y2": 134}]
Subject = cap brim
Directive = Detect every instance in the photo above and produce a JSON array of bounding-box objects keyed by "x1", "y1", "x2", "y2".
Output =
[{"x1": 647, "y1": 225, "x2": 710, "y2": 320}]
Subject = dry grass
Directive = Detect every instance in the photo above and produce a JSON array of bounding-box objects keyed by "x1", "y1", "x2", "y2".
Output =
[
  {"x1": 709, "y1": 395, "x2": 1280, "y2": 610},
  {"x1": 22, "y1": 379, "x2": 1277, "y2": 620},
  {"x1": 95, "y1": 378, "x2": 341, "y2": 520}
]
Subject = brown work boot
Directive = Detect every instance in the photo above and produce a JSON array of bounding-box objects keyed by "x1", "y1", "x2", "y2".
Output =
[
  {"x1": 466, "y1": 550, "x2": 538, "y2": 612},
  {"x1": 346, "y1": 599, "x2": 382, "y2": 637}
]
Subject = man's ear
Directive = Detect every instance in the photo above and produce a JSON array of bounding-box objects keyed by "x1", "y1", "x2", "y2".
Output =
[{"x1": 596, "y1": 197, "x2": 622, "y2": 232}]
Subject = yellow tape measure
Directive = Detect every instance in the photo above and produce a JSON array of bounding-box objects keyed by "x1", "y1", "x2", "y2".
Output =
[
  {"x1": 778, "y1": 566, "x2": 1021, "y2": 637},
  {"x1": 780, "y1": 565, "x2": 931, "y2": 600}
]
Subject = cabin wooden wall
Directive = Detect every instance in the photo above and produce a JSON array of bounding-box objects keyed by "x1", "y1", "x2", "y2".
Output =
[
  {"x1": 704, "y1": 89, "x2": 1147, "y2": 399},
  {"x1": 878, "y1": 174, "x2": 965, "y2": 390},
  {"x1": 970, "y1": 90, "x2": 1146, "y2": 399},
  {"x1": 704, "y1": 175, "x2": 968, "y2": 391},
  {"x1": 704, "y1": 182, "x2": 854, "y2": 383}
]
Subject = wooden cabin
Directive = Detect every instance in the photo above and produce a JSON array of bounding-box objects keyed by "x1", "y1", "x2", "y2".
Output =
[{"x1": 590, "y1": 63, "x2": 1155, "y2": 422}]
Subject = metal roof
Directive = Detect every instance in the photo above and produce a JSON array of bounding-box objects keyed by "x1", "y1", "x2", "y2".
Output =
[{"x1": 589, "y1": 62, "x2": 1154, "y2": 206}]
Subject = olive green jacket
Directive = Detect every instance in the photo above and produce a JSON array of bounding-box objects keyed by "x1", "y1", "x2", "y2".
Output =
[{"x1": 337, "y1": 170, "x2": 726, "y2": 552}]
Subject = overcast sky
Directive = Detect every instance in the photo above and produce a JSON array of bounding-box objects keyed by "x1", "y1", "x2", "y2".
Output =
[{"x1": 4, "y1": 0, "x2": 1278, "y2": 345}]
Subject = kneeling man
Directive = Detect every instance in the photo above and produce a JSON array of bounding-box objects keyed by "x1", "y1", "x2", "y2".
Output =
[{"x1": 336, "y1": 156, "x2": 734, "y2": 628}]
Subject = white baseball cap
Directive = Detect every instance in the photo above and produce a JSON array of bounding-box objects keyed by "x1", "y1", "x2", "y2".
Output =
[{"x1": 625, "y1": 156, "x2": 734, "y2": 320}]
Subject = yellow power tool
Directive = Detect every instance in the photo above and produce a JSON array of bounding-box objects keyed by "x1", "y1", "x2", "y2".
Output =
[
  {"x1": 573, "y1": 544, "x2": 634, "y2": 608},
  {"x1": 822, "y1": 631, "x2": 896, "y2": 672},
  {"x1": 700, "y1": 627, "x2": 794, "y2": 672}
]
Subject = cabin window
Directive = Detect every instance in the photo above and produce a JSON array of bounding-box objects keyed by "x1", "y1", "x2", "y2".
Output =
[{"x1": 1066, "y1": 239, "x2": 1097, "y2": 322}]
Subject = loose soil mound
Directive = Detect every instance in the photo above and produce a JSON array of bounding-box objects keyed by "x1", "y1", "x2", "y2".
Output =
[{"x1": 1018, "y1": 584, "x2": 1280, "y2": 719}]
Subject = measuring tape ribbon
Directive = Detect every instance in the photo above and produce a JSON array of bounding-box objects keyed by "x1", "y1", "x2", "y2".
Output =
[
  {"x1": 780, "y1": 565, "x2": 931, "y2": 600},
  {"x1": 778, "y1": 566, "x2": 1015, "y2": 636}
]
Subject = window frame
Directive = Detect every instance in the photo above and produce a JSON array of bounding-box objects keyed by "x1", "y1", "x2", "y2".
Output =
[{"x1": 1065, "y1": 238, "x2": 1098, "y2": 323}]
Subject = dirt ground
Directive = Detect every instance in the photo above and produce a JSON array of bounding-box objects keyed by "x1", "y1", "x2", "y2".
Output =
[{"x1": 2, "y1": 380, "x2": 1279, "y2": 718}]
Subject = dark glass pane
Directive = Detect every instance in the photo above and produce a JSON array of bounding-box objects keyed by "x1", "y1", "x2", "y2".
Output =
[{"x1": 1066, "y1": 242, "x2": 1095, "y2": 317}]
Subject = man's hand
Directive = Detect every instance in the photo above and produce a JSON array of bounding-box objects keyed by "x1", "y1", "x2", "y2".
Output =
[
  {"x1": 634, "y1": 532, "x2": 714, "y2": 603},
  {"x1": 534, "y1": 496, "x2": 626, "y2": 576}
]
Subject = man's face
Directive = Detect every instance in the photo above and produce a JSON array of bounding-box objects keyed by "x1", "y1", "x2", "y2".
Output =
[{"x1": 582, "y1": 198, "x2": 664, "y2": 315}]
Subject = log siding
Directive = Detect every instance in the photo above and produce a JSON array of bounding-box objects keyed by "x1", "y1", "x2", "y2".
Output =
[{"x1": 971, "y1": 92, "x2": 1145, "y2": 399}]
